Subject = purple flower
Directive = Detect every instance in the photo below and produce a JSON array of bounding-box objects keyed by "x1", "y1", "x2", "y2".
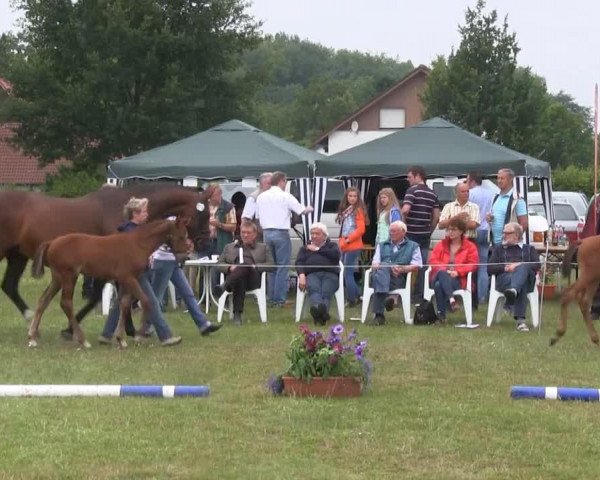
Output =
[{"x1": 331, "y1": 324, "x2": 344, "y2": 336}]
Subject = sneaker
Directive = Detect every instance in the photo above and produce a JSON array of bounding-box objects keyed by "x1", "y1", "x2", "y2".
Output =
[
  {"x1": 449, "y1": 296, "x2": 459, "y2": 312},
  {"x1": 384, "y1": 296, "x2": 396, "y2": 312},
  {"x1": 516, "y1": 321, "x2": 529, "y2": 332},
  {"x1": 504, "y1": 288, "x2": 517, "y2": 307},
  {"x1": 369, "y1": 314, "x2": 385, "y2": 326},
  {"x1": 316, "y1": 303, "x2": 328, "y2": 324},
  {"x1": 232, "y1": 313, "x2": 242, "y2": 326},
  {"x1": 200, "y1": 323, "x2": 223, "y2": 336},
  {"x1": 98, "y1": 335, "x2": 112, "y2": 345},
  {"x1": 161, "y1": 336, "x2": 182, "y2": 347}
]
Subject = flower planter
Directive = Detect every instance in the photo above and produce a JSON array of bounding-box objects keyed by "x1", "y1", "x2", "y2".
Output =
[
  {"x1": 537, "y1": 284, "x2": 556, "y2": 300},
  {"x1": 282, "y1": 376, "x2": 362, "y2": 398}
]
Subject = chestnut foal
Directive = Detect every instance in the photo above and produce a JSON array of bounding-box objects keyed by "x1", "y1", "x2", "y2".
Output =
[
  {"x1": 551, "y1": 235, "x2": 600, "y2": 346},
  {"x1": 29, "y1": 218, "x2": 190, "y2": 348}
]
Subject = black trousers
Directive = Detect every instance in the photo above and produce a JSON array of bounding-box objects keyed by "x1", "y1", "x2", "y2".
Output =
[{"x1": 225, "y1": 266, "x2": 261, "y2": 314}]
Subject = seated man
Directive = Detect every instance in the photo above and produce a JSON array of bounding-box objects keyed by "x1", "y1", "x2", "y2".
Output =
[
  {"x1": 487, "y1": 222, "x2": 541, "y2": 332},
  {"x1": 213, "y1": 221, "x2": 274, "y2": 325},
  {"x1": 296, "y1": 222, "x2": 341, "y2": 325},
  {"x1": 370, "y1": 221, "x2": 422, "y2": 326}
]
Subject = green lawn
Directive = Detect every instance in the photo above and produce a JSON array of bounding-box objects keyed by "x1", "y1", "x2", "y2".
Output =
[{"x1": 0, "y1": 267, "x2": 598, "y2": 479}]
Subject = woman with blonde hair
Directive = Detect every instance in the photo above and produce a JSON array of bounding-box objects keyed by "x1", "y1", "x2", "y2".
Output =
[
  {"x1": 336, "y1": 187, "x2": 368, "y2": 307},
  {"x1": 375, "y1": 187, "x2": 401, "y2": 244}
]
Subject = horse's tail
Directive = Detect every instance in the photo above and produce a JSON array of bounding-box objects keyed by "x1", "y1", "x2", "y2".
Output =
[
  {"x1": 31, "y1": 242, "x2": 50, "y2": 279},
  {"x1": 561, "y1": 243, "x2": 578, "y2": 278}
]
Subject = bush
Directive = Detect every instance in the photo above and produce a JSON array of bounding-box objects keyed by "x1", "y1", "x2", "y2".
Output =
[
  {"x1": 552, "y1": 165, "x2": 595, "y2": 197},
  {"x1": 45, "y1": 166, "x2": 104, "y2": 197}
]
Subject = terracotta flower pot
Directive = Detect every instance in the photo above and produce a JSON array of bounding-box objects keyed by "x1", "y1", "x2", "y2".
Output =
[
  {"x1": 282, "y1": 376, "x2": 362, "y2": 398},
  {"x1": 537, "y1": 284, "x2": 556, "y2": 300}
]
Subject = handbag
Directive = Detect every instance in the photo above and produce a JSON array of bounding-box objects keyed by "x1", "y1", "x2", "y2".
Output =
[{"x1": 413, "y1": 300, "x2": 438, "y2": 325}]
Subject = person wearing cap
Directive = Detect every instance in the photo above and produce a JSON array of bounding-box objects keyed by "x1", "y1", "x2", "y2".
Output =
[
  {"x1": 295, "y1": 222, "x2": 341, "y2": 325},
  {"x1": 370, "y1": 221, "x2": 422, "y2": 326}
]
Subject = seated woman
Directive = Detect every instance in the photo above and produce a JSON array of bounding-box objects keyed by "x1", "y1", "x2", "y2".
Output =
[
  {"x1": 295, "y1": 222, "x2": 341, "y2": 325},
  {"x1": 429, "y1": 217, "x2": 479, "y2": 322}
]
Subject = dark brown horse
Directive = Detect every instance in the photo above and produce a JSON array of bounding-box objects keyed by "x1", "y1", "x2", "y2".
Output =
[
  {"x1": 550, "y1": 235, "x2": 600, "y2": 346},
  {"x1": 0, "y1": 183, "x2": 209, "y2": 331},
  {"x1": 29, "y1": 218, "x2": 190, "y2": 348}
]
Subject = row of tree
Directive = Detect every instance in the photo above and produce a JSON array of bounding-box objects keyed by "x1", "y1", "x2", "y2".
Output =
[{"x1": 0, "y1": 0, "x2": 595, "y2": 195}]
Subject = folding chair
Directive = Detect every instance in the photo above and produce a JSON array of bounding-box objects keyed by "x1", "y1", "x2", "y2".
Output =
[
  {"x1": 486, "y1": 274, "x2": 539, "y2": 328},
  {"x1": 295, "y1": 261, "x2": 345, "y2": 322},
  {"x1": 101, "y1": 281, "x2": 176, "y2": 315},
  {"x1": 216, "y1": 272, "x2": 268, "y2": 323},
  {"x1": 360, "y1": 268, "x2": 413, "y2": 324},
  {"x1": 424, "y1": 267, "x2": 473, "y2": 325}
]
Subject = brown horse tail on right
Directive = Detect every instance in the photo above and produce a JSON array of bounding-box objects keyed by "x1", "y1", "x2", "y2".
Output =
[
  {"x1": 31, "y1": 242, "x2": 50, "y2": 279},
  {"x1": 561, "y1": 243, "x2": 578, "y2": 278}
]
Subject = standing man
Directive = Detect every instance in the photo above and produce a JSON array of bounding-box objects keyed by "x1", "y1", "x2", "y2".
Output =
[
  {"x1": 437, "y1": 182, "x2": 480, "y2": 238},
  {"x1": 487, "y1": 168, "x2": 528, "y2": 246},
  {"x1": 467, "y1": 171, "x2": 494, "y2": 305},
  {"x1": 255, "y1": 171, "x2": 313, "y2": 307},
  {"x1": 401, "y1": 166, "x2": 440, "y2": 302},
  {"x1": 242, "y1": 172, "x2": 272, "y2": 222},
  {"x1": 213, "y1": 221, "x2": 274, "y2": 325}
]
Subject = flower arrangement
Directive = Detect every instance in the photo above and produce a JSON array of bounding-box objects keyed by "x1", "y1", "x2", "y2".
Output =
[{"x1": 267, "y1": 323, "x2": 372, "y2": 396}]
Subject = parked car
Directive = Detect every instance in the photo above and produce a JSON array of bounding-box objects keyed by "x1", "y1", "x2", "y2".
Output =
[
  {"x1": 528, "y1": 191, "x2": 588, "y2": 218},
  {"x1": 528, "y1": 201, "x2": 585, "y2": 243}
]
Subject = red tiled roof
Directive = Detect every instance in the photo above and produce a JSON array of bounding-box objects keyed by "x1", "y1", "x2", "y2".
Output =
[{"x1": 0, "y1": 123, "x2": 70, "y2": 185}]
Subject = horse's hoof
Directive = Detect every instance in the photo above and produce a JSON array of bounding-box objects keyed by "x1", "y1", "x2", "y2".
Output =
[
  {"x1": 28, "y1": 339, "x2": 38, "y2": 348},
  {"x1": 117, "y1": 339, "x2": 128, "y2": 349},
  {"x1": 549, "y1": 338, "x2": 558, "y2": 346},
  {"x1": 24, "y1": 310, "x2": 34, "y2": 323},
  {"x1": 59, "y1": 329, "x2": 74, "y2": 341},
  {"x1": 82, "y1": 341, "x2": 92, "y2": 349},
  {"x1": 133, "y1": 335, "x2": 144, "y2": 344}
]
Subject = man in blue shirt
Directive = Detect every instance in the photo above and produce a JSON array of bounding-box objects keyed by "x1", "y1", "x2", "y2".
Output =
[{"x1": 487, "y1": 168, "x2": 528, "y2": 245}]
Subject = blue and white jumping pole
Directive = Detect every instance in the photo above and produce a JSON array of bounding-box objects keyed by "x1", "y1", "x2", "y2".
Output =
[
  {"x1": 511, "y1": 385, "x2": 600, "y2": 402},
  {"x1": 0, "y1": 385, "x2": 209, "y2": 398}
]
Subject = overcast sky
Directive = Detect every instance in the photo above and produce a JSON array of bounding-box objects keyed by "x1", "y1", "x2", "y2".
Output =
[{"x1": 1, "y1": 0, "x2": 598, "y2": 109}]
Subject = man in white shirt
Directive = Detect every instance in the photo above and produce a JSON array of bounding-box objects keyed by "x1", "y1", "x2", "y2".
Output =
[
  {"x1": 241, "y1": 172, "x2": 272, "y2": 221},
  {"x1": 255, "y1": 171, "x2": 313, "y2": 306}
]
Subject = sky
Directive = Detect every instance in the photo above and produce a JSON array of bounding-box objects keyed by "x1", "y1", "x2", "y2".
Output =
[{"x1": 1, "y1": 0, "x2": 598, "y2": 109}]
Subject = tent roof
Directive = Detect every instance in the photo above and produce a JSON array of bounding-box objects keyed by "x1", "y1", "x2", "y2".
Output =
[
  {"x1": 314, "y1": 117, "x2": 550, "y2": 178},
  {"x1": 108, "y1": 119, "x2": 322, "y2": 180}
]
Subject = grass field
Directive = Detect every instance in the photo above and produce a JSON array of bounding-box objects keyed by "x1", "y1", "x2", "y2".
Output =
[{"x1": 0, "y1": 267, "x2": 599, "y2": 479}]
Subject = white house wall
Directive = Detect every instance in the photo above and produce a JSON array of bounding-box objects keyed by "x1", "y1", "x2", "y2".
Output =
[{"x1": 327, "y1": 130, "x2": 396, "y2": 155}]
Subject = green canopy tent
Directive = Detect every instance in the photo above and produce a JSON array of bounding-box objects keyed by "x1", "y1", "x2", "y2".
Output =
[
  {"x1": 107, "y1": 119, "x2": 325, "y2": 240},
  {"x1": 311, "y1": 117, "x2": 554, "y2": 225},
  {"x1": 108, "y1": 119, "x2": 322, "y2": 181}
]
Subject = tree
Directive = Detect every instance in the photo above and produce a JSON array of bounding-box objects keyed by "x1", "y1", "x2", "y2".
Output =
[
  {"x1": 1, "y1": 0, "x2": 260, "y2": 169},
  {"x1": 422, "y1": 0, "x2": 519, "y2": 143}
]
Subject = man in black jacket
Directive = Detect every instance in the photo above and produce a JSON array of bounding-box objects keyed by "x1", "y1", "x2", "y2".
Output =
[
  {"x1": 488, "y1": 222, "x2": 540, "y2": 332},
  {"x1": 296, "y1": 223, "x2": 341, "y2": 325}
]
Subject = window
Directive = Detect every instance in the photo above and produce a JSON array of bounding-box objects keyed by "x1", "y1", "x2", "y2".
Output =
[{"x1": 379, "y1": 108, "x2": 406, "y2": 129}]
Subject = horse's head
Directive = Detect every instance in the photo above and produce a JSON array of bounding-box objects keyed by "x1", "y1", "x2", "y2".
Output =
[{"x1": 166, "y1": 218, "x2": 192, "y2": 255}]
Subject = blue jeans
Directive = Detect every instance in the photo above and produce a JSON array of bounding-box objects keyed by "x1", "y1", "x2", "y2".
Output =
[
  {"x1": 342, "y1": 249, "x2": 361, "y2": 302},
  {"x1": 102, "y1": 270, "x2": 173, "y2": 341},
  {"x1": 306, "y1": 271, "x2": 339, "y2": 311},
  {"x1": 151, "y1": 259, "x2": 209, "y2": 331},
  {"x1": 475, "y1": 230, "x2": 490, "y2": 303},
  {"x1": 495, "y1": 265, "x2": 536, "y2": 318},
  {"x1": 263, "y1": 229, "x2": 291, "y2": 304},
  {"x1": 432, "y1": 270, "x2": 461, "y2": 317},
  {"x1": 371, "y1": 268, "x2": 407, "y2": 315}
]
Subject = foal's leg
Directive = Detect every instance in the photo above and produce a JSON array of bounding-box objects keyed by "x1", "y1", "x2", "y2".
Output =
[
  {"x1": 580, "y1": 281, "x2": 600, "y2": 345},
  {"x1": 115, "y1": 278, "x2": 149, "y2": 347},
  {"x1": 59, "y1": 274, "x2": 91, "y2": 349},
  {"x1": 27, "y1": 277, "x2": 61, "y2": 348},
  {"x1": 115, "y1": 291, "x2": 133, "y2": 349}
]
